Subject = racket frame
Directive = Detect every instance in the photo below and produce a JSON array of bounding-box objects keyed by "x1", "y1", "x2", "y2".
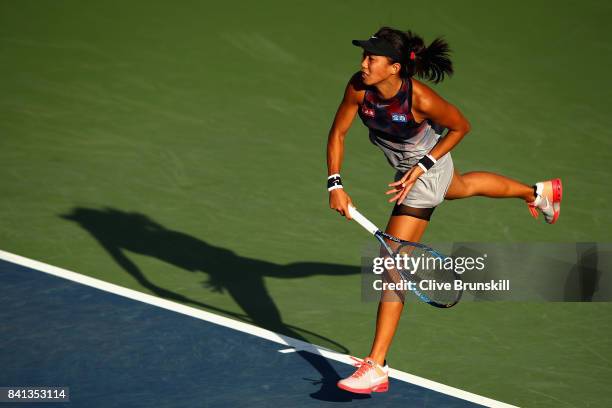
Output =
[{"x1": 349, "y1": 205, "x2": 462, "y2": 308}]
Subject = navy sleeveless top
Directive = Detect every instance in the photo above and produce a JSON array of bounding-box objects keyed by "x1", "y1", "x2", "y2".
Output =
[{"x1": 356, "y1": 76, "x2": 445, "y2": 171}]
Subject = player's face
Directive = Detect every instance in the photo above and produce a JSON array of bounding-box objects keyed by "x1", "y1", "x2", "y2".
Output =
[{"x1": 360, "y1": 52, "x2": 397, "y2": 85}]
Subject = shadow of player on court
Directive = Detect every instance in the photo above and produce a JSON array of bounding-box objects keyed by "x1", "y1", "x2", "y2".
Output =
[
  {"x1": 61, "y1": 207, "x2": 369, "y2": 402},
  {"x1": 564, "y1": 242, "x2": 602, "y2": 301}
]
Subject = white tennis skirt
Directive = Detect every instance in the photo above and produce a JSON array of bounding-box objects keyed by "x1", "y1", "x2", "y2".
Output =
[{"x1": 394, "y1": 152, "x2": 454, "y2": 208}]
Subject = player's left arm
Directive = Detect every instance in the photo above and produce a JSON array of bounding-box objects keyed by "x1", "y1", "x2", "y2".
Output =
[
  {"x1": 412, "y1": 80, "x2": 471, "y2": 160},
  {"x1": 387, "y1": 81, "x2": 471, "y2": 203}
]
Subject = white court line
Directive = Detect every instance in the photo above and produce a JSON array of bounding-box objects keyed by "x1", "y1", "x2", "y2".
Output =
[{"x1": 0, "y1": 249, "x2": 518, "y2": 408}]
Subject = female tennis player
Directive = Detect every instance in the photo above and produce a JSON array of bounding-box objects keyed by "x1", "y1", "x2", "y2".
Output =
[{"x1": 327, "y1": 27, "x2": 562, "y2": 394}]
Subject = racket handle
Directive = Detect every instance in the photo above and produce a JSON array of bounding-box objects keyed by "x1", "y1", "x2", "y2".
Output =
[{"x1": 348, "y1": 205, "x2": 380, "y2": 235}]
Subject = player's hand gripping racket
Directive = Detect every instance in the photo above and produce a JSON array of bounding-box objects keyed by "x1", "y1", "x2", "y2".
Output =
[{"x1": 348, "y1": 205, "x2": 462, "y2": 308}]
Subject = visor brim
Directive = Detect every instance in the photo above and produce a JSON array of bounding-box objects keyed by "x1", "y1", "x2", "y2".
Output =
[{"x1": 351, "y1": 38, "x2": 398, "y2": 60}]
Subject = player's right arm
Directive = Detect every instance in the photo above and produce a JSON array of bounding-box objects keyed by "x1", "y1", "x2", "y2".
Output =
[{"x1": 327, "y1": 74, "x2": 363, "y2": 219}]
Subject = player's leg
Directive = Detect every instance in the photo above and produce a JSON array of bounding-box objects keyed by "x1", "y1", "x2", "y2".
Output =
[
  {"x1": 368, "y1": 214, "x2": 428, "y2": 365},
  {"x1": 338, "y1": 213, "x2": 428, "y2": 394},
  {"x1": 445, "y1": 170, "x2": 535, "y2": 201},
  {"x1": 445, "y1": 170, "x2": 562, "y2": 224}
]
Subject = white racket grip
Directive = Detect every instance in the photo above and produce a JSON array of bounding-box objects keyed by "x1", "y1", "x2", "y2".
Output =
[{"x1": 348, "y1": 205, "x2": 380, "y2": 235}]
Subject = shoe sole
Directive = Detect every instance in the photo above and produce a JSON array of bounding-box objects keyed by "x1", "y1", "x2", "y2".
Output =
[
  {"x1": 551, "y1": 178, "x2": 562, "y2": 224},
  {"x1": 337, "y1": 381, "x2": 389, "y2": 394}
]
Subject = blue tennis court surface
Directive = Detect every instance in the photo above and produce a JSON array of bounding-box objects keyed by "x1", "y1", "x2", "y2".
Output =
[{"x1": 1, "y1": 258, "x2": 492, "y2": 407}]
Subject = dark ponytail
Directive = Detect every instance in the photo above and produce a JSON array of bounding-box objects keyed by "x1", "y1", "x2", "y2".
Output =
[{"x1": 374, "y1": 27, "x2": 453, "y2": 83}]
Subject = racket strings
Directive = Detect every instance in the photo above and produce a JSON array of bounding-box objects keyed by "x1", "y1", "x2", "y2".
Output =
[{"x1": 394, "y1": 244, "x2": 462, "y2": 306}]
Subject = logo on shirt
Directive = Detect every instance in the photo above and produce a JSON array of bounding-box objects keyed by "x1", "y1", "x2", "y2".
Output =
[
  {"x1": 391, "y1": 113, "x2": 407, "y2": 123},
  {"x1": 362, "y1": 106, "x2": 375, "y2": 118}
]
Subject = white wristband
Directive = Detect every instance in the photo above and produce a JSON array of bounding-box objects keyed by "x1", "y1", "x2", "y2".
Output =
[{"x1": 327, "y1": 174, "x2": 343, "y2": 191}]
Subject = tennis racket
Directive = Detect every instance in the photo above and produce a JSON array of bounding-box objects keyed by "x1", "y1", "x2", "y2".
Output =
[{"x1": 348, "y1": 205, "x2": 462, "y2": 308}]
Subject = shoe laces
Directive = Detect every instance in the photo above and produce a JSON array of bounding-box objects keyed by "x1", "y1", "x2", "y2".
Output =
[
  {"x1": 527, "y1": 195, "x2": 550, "y2": 218},
  {"x1": 350, "y1": 356, "x2": 374, "y2": 378}
]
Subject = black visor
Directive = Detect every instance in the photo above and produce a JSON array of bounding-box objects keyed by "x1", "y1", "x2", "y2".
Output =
[{"x1": 352, "y1": 36, "x2": 400, "y2": 60}]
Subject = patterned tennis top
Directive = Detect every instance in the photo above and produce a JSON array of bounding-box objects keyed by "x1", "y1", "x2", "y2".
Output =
[{"x1": 356, "y1": 74, "x2": 445, "y2": 171}]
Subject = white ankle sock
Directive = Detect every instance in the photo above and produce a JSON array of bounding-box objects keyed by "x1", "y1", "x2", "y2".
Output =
[{"x1": 529, "y1": 183, "x2": 544, "y2": 206}]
